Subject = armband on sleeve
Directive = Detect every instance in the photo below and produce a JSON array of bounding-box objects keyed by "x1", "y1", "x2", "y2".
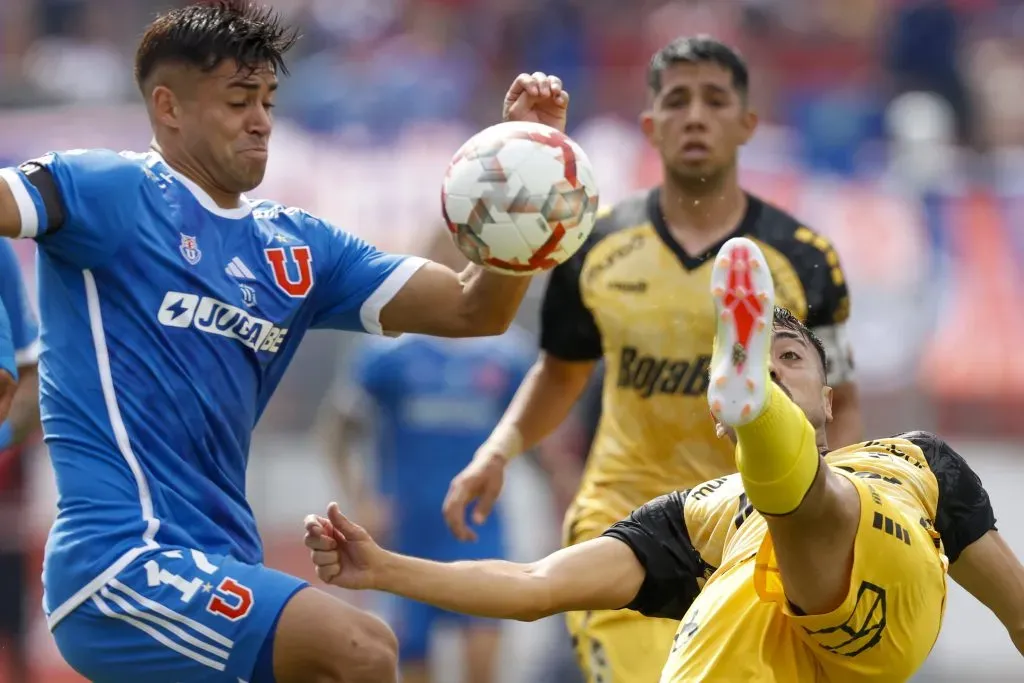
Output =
[
  {"x1": 602, "y1": 490, "x2": 709, "y2": 620},
  {"x1": 0, "y1": 162, "x2": 65, "y2": 238}
]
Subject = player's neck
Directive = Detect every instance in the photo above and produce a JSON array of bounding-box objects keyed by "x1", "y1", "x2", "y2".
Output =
[
  {"x1": 151, "y1": 142, "x2": 243, "y2": 210},
  {"x1": 659, "y1": 173, "x2": 747, "y2": 250}
]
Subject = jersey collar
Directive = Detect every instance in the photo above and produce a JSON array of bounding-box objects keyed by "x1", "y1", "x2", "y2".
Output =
[
  {"x1": 149, "y1": 151, "x2": 253, "y2": 220},
  {"x1": 647, "y1": 187, "x2": 761, "y2": 271}
]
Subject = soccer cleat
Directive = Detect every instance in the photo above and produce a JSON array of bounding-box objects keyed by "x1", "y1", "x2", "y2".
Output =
[{"x1": 708, "y1": 237, "x2": 775, "y2": 427}]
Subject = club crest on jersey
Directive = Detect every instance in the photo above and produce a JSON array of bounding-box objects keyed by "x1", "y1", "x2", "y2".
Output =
[
  {"x1": 179, "y1": 234, "x2": 202, "y2": 265},
  {"x1": 265, "y1": 245, "x2": 314, "y2": 298}
]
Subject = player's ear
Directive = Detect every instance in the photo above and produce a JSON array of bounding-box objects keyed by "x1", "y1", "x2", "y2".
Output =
[
  {"x1": 639, "y1": 108, "x2": 657, "y2": 146},
  {"x1": 739, "y1": 107, "x2": 758, "y2": 146},
  {"x1": 150, "y1": 85, "x2": 184, "y2": 132},
  {"x1": 821, "y1": 385, "x2": 834, "y2": 425}
]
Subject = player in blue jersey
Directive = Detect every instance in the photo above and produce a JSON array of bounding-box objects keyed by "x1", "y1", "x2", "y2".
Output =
[
  {"x1": 321, "y1": 235, "x2": 535, "y2": 683},
  {"x1": 0, "y1": 296, "x2": 14, "y2": 424},
  {"x1": 0, "y1": 239, "x2": 41, "y2": 683},
  {"x1": 0, "y1": 1, "x2": 570, "y2": 681}
]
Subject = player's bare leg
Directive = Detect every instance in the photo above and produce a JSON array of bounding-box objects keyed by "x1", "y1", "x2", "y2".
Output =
[
  {"x1": 463, "y1": 623, "x2": 501, "y2": 683},
  {"x1": 271, "y1": 586, "x2": 398, "y2": 683},
  {"x1": 708, "y1": 237, "x2": 860, "y2": 615}
]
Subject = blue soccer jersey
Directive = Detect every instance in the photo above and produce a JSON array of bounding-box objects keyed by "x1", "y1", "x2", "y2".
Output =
[
  {"x1": 0, "y1": 239, "x2": 40, "y2": 445},
  {"x1": 0, "y1": 149, "x2": 427, "y2": 632},
  {"x1": 344, "y1": 330, "x2": 533, "y2": 555},
  {"x1": 342, "y1": 330, "x2": 533, "y2": 664},
  {"x1": 0, "y1": 296, "x2": 13, "y2": 382}
]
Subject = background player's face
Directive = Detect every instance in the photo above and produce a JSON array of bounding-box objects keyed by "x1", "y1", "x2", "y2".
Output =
[
  {"x1": 769, "y1": 327, "x2": 833, "y2": 431},
  {"x1": 182, "y1": 60, "x2": 277, "y2": 193},
  {"x1": 640, "y1": 62, "x2": 757, "y2": 186}
]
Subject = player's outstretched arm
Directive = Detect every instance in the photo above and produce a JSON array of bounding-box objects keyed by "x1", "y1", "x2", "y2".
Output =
[
  {"x1": 310, "y1": 490, "x2": 710, "y2": 622},
  {"x1": 305, "y1": 503, "x2": 643, "y2": 622},
  {"x1": 377, "y1": 72, "x2": 569, "y2": 338},
  {"x1": 949, "y1": 530, "x2": 1024, "y2": 656},
  {"x1": 906, "y1": 431, "x2": 1024, "y2": 656}
]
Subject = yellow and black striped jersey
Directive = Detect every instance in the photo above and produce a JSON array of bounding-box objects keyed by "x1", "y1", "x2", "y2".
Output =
[
  {"x1": 543, "y1": 188, "x2": 854, "y2": 541},
  {"x1": 603, "y1": 431, "x2": 995, "y2": 621}
]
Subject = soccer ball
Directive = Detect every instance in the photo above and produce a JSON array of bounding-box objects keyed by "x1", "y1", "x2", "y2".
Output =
[{"x1": 441, "y1": 121, "x2": 600, "y2": 275}]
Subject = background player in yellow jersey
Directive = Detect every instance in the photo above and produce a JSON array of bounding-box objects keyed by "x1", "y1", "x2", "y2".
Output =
[
  {"x1": 442, "y1": 35, "x2": 864, "y2": 682},
  {"x1": 304, "y1": 240, "x2": 1024, "y2": 681}
]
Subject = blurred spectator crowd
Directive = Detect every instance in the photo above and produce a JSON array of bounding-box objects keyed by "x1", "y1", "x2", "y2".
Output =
[{"x1": 2, "y1": 0, "x2": 1024, "y2": 173}]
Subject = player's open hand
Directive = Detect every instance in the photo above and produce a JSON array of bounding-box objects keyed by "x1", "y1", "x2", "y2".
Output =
[
  {"x1": 502, "y1": 72, "x2": 570, "y2": 133},
  {"x1": 0, "y1": 370, "x2": 15, "y2": 425},
  {"x1": 443, "y1": 450, "x2": 506, "y2": 542},
  {"x1": 303, "y1": 502, "x2": 385, "y2": 591}
]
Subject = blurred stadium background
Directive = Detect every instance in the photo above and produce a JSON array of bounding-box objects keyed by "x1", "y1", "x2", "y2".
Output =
[{"x1": 2, "y1": 0, "x2": 1024, "y2": 680}]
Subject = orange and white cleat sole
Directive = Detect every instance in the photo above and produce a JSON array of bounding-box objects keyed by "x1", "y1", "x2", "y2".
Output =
[{"x1": 708, "y1": 237, "x2": 775, "y2": 427}]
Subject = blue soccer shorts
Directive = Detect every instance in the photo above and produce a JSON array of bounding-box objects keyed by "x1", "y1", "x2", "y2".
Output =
[{"x1": 52, "y1": 545, "x2": 307, "y2": 683}]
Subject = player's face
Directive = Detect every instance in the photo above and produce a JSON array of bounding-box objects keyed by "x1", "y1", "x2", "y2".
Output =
[
  {"x1": 769, "y1": 328, "x2": 833, "y2": 430},
  {"x1": 640, "y1": 62, "x2": 757, "y2": 184},
  {"x1": 184, "y1": 60, "x2": 277, "y2": 193},
  {"x1": 714, "y1": 327, "x2": 832, "y2": 442}
]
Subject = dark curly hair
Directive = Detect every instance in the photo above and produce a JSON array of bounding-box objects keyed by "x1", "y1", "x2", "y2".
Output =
[
  {"x1": 134, "y1": 0, "x2": 300, "y2": 91},
  {"x1": 773, "y1": 306, "x2": 828, "y2": 379}
]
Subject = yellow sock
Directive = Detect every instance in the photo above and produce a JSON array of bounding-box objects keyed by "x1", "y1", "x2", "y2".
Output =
[{"x1": 734, "y1": 383, "x2": 821, "y2": 516}]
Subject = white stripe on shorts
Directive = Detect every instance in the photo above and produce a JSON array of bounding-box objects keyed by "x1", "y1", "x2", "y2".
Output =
[{"x1": 91, "y1": 593, "x2": 228, "y2": 672}]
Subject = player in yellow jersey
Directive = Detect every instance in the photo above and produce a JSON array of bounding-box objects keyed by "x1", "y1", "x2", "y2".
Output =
[
  {"x1": 303, "y1": 237, "x2": 1024, "y2": 681},
  {"x1": 441, "y1": 35, "x2": 863, "y2": 682}
]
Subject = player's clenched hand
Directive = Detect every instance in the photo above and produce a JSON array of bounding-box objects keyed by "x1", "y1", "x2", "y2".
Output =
[
  {"x1": 502, "y1": 72, "x2": 570, "y2": 133},
  {"x1": 443, "y1": 450, "x2": 506, "y2": 543},
  {"x1": 303, "y1": 502, "x2": 385, "y2": 591},
  {"x1": 0, "y1": 371, "x2": 15, "y2": 425}
]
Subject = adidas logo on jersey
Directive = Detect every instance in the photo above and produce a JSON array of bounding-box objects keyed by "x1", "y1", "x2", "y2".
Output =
[
  {"x1": 225, "y1": 257, "x2": 256, "y2": 280},
  {"x1": 157, "y1": 291, "x2": 288, "y2": 354}
]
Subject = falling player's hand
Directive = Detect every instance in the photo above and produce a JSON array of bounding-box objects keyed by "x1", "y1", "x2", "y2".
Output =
[
  {"x1": 502, "y1": 72, "x2": 570, "y2": 133},
  {"x1": 0, "y1": 370, "x2": 15, "y2": 425},
  {"x1": 303, "y1": 502, "x2": 385, "y2": 591},
  {"x1": 443, "y1": 450, "x2": 506, "y2": 543}
]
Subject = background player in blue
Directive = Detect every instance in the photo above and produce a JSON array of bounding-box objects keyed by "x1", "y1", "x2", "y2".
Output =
[
  {"x1": 322, "y1": 236, "x2": 536, "y2": 683},
  {"x1": 0, "y1": 238, "x2": 42, "y2": 683},
  {"x1": 0, "y1": 2, "x2": 571, "y2": 681},
  {"x1": 0, "y1": 295, "x2": 16, "y2": 424}
]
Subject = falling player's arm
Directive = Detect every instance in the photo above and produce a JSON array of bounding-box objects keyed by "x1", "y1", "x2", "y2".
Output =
[
  {"x1": 949, "y1": 531, "x2": 1024, "y2": 656},
  {"x1": 366, "y1": 489, "x2": 710, "y2": 622},
  {"x1": 905, "y1": 431, "x2": 1024, "y2": 655}
]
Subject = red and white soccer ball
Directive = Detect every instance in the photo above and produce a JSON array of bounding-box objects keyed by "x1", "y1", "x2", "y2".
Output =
[{"x1": 441, "y1": 121, "x2": 600, "y2": 275}]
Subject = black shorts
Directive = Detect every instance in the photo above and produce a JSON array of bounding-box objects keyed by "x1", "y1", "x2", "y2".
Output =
[{"x1": 0, "y1": 550, "x2": 26, "y2": 639}]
